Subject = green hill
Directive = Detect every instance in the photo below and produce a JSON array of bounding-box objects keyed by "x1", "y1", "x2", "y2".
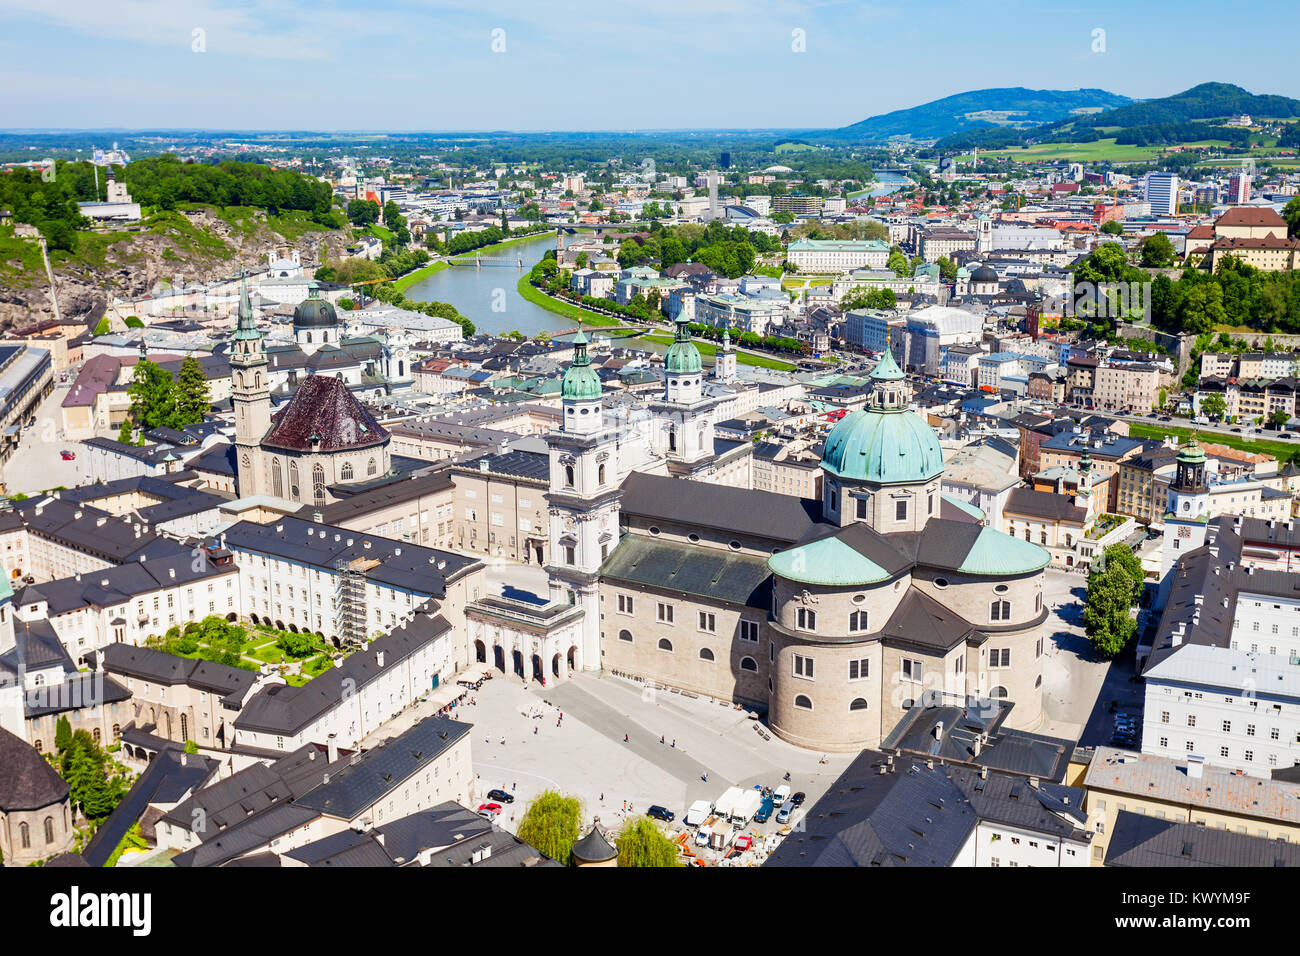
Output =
[{"x1": 817, "y1": 87, "x2": 1134, "y2": 143}]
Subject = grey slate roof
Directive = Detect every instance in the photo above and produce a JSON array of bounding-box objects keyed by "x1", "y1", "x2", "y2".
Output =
[
  {"x1": 0, "y1": 726, "x2": 69, "y2": 811},
  {"x1": 1105, "y1": 810, "x2": 1300, "y2": 867},
  {"x1": 292, "y1": 717, "x2": 471, "y2": 820},
  {"x1": 1005, "y1": 487, "x2": 1085, "y2": 523},
  {"x1": 599, "y1": 535, "x2": 772, "y2": 610},
  {"x1": 102, "y1": 643, "x2": 257, "y2": 699},
  {"x1": 619, "y1": 471, "x2": 821, "y2": 545}
]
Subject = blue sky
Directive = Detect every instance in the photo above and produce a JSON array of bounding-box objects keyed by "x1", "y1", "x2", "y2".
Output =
[{"x1": 0, "y1": 0, "x2": 1295, "y2": 131}]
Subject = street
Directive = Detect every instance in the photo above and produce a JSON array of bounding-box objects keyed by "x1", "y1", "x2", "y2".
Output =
[{"x1": 2, "y1": 382, "x2": 83, "y2": 496}]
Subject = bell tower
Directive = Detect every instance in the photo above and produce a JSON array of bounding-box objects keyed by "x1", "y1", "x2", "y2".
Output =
[
  {"x1": 1158, "y1": 433, "x2": 1210, "y2": 605},
  {"x1": 231, "y1": 276, "x2": 270, "y2": 497}
]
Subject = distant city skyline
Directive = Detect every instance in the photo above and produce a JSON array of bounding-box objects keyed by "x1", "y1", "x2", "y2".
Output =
[{"x1": 0, "y1": 0, "x2": 1296, "y2": 131}]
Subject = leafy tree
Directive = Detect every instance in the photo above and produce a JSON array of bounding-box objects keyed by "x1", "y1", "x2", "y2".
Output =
[
  {"x1": 184, "y1": 740, "x2": 199, "y2": 754},
  {"x1": 841, "y1": 287, "x2": 897, "y2": 311},
  {"x1": 616, "y1": 818, "x2": 681, "y2": 867},
  {"x1": 175, "y1": 355, "x2": 211, "y2": 426},
  {"x1": 1138, "y1": 232, "x2": 1177, "y2": 268},
  {"x1": 886, "y1": 247, "x2": 911, "y2": 277},
  {"x1": 1100, "y1": 220, "x2": 1124, "y2": 236},
  {"x1": 276, "y1": 631, "x2": 317, "y2": 659},
  {"x1": 1284, "y1": 196, "x2": 1300, "y2": 239},
  {"x1": 936, "y1": 257, "x2": 957, "y2": 282},
  {"x1": 125, "y1": 360, "x2": 178, "y2": 430},
  {"x1": 347, "y1": 198, "x2": 380, "y2": 226},
  {"x1": 55, "y1": 716, "x2": 72, "y2": 753},
  {"x1": 1270, "y1": 409, "x2": 1291, "y2": 428},
  {"x1": 516, "y1": 790, "x2": 582, "y2": 865},
  {"x1": 1083, "y1": 550, "x2": 1140, "y2": 659},
  {"x1": 1178, "y1": 283, "x2": 1227, "y2": 335}
]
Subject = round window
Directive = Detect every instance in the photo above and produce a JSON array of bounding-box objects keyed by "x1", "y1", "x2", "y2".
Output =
[
  {"x1": 688, "y1": 533, "x2": 700, "y2": 543},
  {"x1": 994, "y1": 584, "x2": 1009, "y2": 594},
  {"x1": 934, "y1": 578, "x2": 949, "y2": 589},
  {"x1": 728, "y1": 540, "x2": 742, "y2": 551},
  {"x1": 851, "y1": 594, "x2": 866, "y2": 605},
  {"x1": 648, "y1": 526, "x2": 660, "y2": 536}
]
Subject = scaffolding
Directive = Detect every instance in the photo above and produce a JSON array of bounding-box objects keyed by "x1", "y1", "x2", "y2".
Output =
[{"x1": 334, "y1": 557, "x2": 377, "y2": 646}]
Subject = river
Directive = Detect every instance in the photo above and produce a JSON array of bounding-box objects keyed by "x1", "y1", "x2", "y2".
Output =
[{"x1": 402, "y1": 234, "x2": 570, "y2": 338}]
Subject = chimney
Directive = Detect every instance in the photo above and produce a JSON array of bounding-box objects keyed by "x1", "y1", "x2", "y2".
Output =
[
  {"x1": 394, "y1": 547, "x2": 401, "y2": 556},
  {"x1": 972, "y1": 735, "x2": 983, "y2": 758},
  {"x1": 1187, "y1": 755, "x2": 1205, "y2": 779},
  {"x1": 327, "y1": 733, "x2": 338, "y2": 763},
  {"x1": 376, "y1": 650, "x2": 385, "y2": 668},
  {"x1": 74, "y1": 572, "x2": 81, "y2": 582},
  {"x1": 323, "y1": 772, "x2": 330, "y2": 786},
  {"x1": 1172, "y1": 622, "x2": 1185, "y2": 646},
  {"x1": 979, "y1": 765, "x2": 988, "y2": 780},
  {"x1": 933, "y1": 721, "x2": 944, "y2": 740}
]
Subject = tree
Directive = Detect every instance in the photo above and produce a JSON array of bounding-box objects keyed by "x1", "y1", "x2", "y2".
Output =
[
  {"x1": 174, "y1": 355, "x2": 211, "y2": 426},
  {"x1": 515, "y1": 790, "x2": 582, "y2": 865},
  {"x1": 124, "y1": 315, "x2": 145, "y2": 329},
  {"x1": 936, "y1": 257, "x2": 957, "y2": 282},
  {"x1": 1201, "y1": 392, "x2": 1227, "y2": 420},
  {"x1": 1100, "y1": 220, "x2": 1124, "y2": 236},
  {"x1": 1082, "y1": 549, "x2": 1141, "y2": 659},
  {"x1": 1178, "y1": 283, "x2": 1227, "y2": 335},
  {"x1": 1138, "y1": 232, "x2": 1177, "y2": 268},
  {"x1": 277, "y1": 631, "x2": 317, "y2": 659},
  {"x1": 55, "y1": 716, "x2": 72, "y2": 753},
  {"x1": 1269, "y1": 408, "x2": 1290, "y2": 428},
  {"x1": 125, "y1": 360, "x2": 178, "y2": 430},
  {"x1": 1283, "y1": 196, "x2": 1300, "y2": 239},
  {"x1": 183, "y1": 740, "x2": 199, "y2": 754},
  {"x1": 347, "y1": 198, "x2": 380, "y2": 226},
  {"x1": 616, "y1": 818, "x2": 681, "y2": 867}
]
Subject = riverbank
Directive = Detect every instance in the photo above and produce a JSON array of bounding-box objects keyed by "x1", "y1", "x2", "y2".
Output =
[
  {"x1": 515, "y1": 274, "x2": 628, "y2": 327},
  {"x1": 390, "y1": 260, "x2": 448, "y2": 293},
  {"x1": 451, "y1": 229, "x2": 554, "y2": 261},
  {"x1": 636, "y1": 333, "x2": 798, "y2": 371},
  {"x1": 1127, "y1": 422, "x2": 1300, "y2": 464}
]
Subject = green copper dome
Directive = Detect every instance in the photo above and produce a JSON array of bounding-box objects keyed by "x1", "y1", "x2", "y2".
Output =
[
  {"x1": 664, "y1": 318, "x2": 702, "y2": 375},
  {"x1": 561, "y1": 330, "x2": 603, "y2": 401},
  {"x1": 821, "y1": 406, "x2": 944, "y2": 484},
  {"x1": 768, "y1": 536, "x2": 892, "y2": 587}
]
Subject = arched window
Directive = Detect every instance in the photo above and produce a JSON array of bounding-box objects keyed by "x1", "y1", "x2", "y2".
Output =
[
  {"x1": 34, "y1": 739, "x2": 42, "y2": 753},
  {"x1": 367, "y1": 457, "x2": 377, "y2": 477},
  {"x1": 19, "y1": 822, "x2": 30, "y2": 849},
  {"x1": 990, "y1": 600, "x2": 1011, "y2": 622},
  {"x1": 618, "y1": 629, "x2": 632, "y2": 643},
  {"x1": 564, "y1": 465, "x2": 575, "y2": 488},
  {"x1": 598, "y1": 463, "x2": 606, "y2": 485},
  {"x1": 699, "y1": 647, "x2": 715, "y2": 662},
  {"x1": 657, "y1": 638, "x2": 673, "y2": 652},
  {"x1": 313, "y1": 464, "x2": 326, "y2": 506},
  {"x1": 739, "y1": 656, "x2": 757, "y2": 672},
  {"x1": 990, "y1": 685, "x2": 1008, "y2": 700},
  {"x1": 1040, "y1": 530, "x2": 1048, "y2": 545},
  {"x1": 43, "y1": 816, "x2": 54, "y2": 844},
  {"x1": 794, "y1": 694, "x2": 813, "y2": 710},
  {"x1": 305, "y1": 332, "x2": 313, "y2": 344},
  {"x1": 341, "y1": 462, "x2": 353, "y2": 481},
  {"x1": 850, "y1": 698, "x2": 869, "y2": 711},
  {"x1": 668, "y1": 428, "x2": 676, "y2": 452},
  {"x1": 92, "y1": 727, "x2": 100, "y2": 744},
  {"x1": 272, "y1": 458, "x2": 283, "y2": 498},
  {"x1": 289, "y1": 461, "x2": 300, "y2": 499}
]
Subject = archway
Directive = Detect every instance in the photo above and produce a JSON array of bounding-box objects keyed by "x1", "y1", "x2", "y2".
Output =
[
  {"x1": 552, "y1": 653, "x2": 561, "y2": 678},
  {"x1": 567, "y1": 645, "x2": 578, "y2": 674},
  {"x1": 493, "y1": 645, "x2": 505, "y2": 672},
  {"x1": 512, "y1": 649, "x2": 524, "y2": 677},
  {"x1": 531, "y1": 654, "x2": 543, "y2": 683},
  {"x1": 475, "y1": 640, "x2": 486, "y2": 664}
]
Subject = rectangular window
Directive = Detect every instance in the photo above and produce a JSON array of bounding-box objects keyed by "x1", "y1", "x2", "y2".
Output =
[
  {"x1": 698, "y1": 611, "x2": 716, "y2": 633},
  {"x1": 990, "y1": 648, "x2": 1010, "y2": 668},
  {"x1": 855, "y1": 497, "x2": 868, "y2": 520},
  {"x1": 617, "y1": 594, "x2": 634, "y2": 615},
  {"x1": 895, "y1": 498, "x2": 908, "y2": 521},
  {"x1": 796, "y1": 607, "x2": 816, "y2": 631},
  {"x1": 902, "y1": 659, "x2": 923, "y2": 682},
  {"x1": 739, "y1": 621, "x2": 759, "y2": 642},
  {"x1": 848, "y1": 658, "x2": 869, "y2": 680},
  {"x1": 793, "y1": 654, "x2": 814, "y2": 679},
  {"x1": 657, "y1": 603, "x2": 674, "y2": 624}
]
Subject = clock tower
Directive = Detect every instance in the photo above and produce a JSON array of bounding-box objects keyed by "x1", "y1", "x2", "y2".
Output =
[
  {"x1": 231, "y1": 276, "x2": 270, "y2": 497},
  {"x1": 1158, "y1": 433, "x2": 1210, "y2": 605}
]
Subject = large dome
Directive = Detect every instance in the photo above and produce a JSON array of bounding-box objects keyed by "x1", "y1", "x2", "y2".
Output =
[
  {"x1": 293, "y1": 290, "x2": 338, "y2": 328},
  {"x1": 561, "y1": 331, "x2": 603, "y2": 401},
  {"x1": 821, "y1": 406, "x2": 944, "y2": 484}
]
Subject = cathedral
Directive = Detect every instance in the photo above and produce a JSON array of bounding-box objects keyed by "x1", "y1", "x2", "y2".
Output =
[
  {"x1": 470, "y1": 321, "x2": 1054, "y2": 754},
  {"x1": 231, "y1": 280, "x2": 393, "y2": 508}
]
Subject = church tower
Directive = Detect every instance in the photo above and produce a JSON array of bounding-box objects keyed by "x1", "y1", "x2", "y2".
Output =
[
  {"x1": 546, "y1": 330, "x2": 621, "y2": 671},
  {"x1": 652, "y1": 316, "x2": 720, "y2": 476},
  {"x1": 714, "y1": 325, "x2": 737, "y2": 383},
  {"x1": 231, "y1": 276, "x2": 271, "y2": 497},
  {"x1": 1158, "y1": 433, "x2": 1210, "y2": 605}
]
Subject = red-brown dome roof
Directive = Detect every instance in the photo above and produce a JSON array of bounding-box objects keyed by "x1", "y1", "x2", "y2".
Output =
[{"x1": 262, "y1": 375, "x2": 389, "y2": 452}]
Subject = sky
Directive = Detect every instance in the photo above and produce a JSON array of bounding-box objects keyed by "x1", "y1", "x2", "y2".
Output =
[{"x1": 1, "y1": 0, "x2": 1296, "y2": 131}]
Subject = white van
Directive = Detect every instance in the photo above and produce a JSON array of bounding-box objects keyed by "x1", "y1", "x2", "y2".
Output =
[{"x1": 773, "y1": 785, "x2": 792, "y2": 807}]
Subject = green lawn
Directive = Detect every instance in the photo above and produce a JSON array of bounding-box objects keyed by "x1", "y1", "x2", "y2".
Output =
[
  {"x1": 391, "y1": 259, "x2": 447, "y2": 293},
  {"x1": 637, "y1": 334, "x2": 797, "y2": 371},
  {"x1": 515, "y1": 275, "x2": 627, "y2": 327},
  {"x1": 982, "y1": 138, "x2": 1165, "y2": 163},
  {"x1": 1127, "y1": 422, "x2": 1300, "y2": 464}
]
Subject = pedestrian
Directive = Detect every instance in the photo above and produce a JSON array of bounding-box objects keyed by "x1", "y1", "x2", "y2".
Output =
[
  {"x1": 600, "y1": 792, "x2": 604, "y2": 802},
  {"x1": 513, "y1": 781, "x2": 516, "y2": 791},
  {"x1": 660, "y1": 735, "x2": 665, "y2": 744},
  {"x1": 672, "y1": 738, "x2": 676, "y2": 748},
  {"x1": 624, "y1": 733, "x2": 629, "y2": 742},
  {"x1": 534, "y1": 726, "x2": 538, "y2": 735}
]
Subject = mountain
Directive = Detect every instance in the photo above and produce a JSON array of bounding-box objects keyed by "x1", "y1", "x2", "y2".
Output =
[
  {"x1": 933, "y1": 83, "x2": 1300, "y2": 151},
  {"x1": 818, "y1": 87, "x2": 1135, "y2": 143}
]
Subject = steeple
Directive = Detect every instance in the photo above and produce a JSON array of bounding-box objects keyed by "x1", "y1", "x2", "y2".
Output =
[
  {"x1": 560, "y1": 324, "x2": 603, "y2": 434},
  {"x1": 233, "y1": 274, "x2": 260, "y2": 342},
  {"x1": 868, "y1": 334, "x2": 908, "y2": 411}
]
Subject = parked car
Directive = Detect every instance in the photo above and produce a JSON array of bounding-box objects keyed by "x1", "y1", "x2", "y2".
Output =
[
  {"x1": 59, "y1": 450, "x2": 75, "y2": 460},
  {"x1": 790, "y1": 791, "x2": 806, "y2": 807},
  {"x1": 486, "y1": 789, "x2": 514, "y2": 804},
  {"x1": 646, "y1": 805, "x2": 675, "y2": 823},
  {"x1": 475, "y1": 803, "x2": 502, "y2": 818},
  {"x1": 753, "y1": 796, "x2": 775, "y2": 823},
  {"x1": 776, "y1": 803, "x2": 794, "y2": 824}
]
